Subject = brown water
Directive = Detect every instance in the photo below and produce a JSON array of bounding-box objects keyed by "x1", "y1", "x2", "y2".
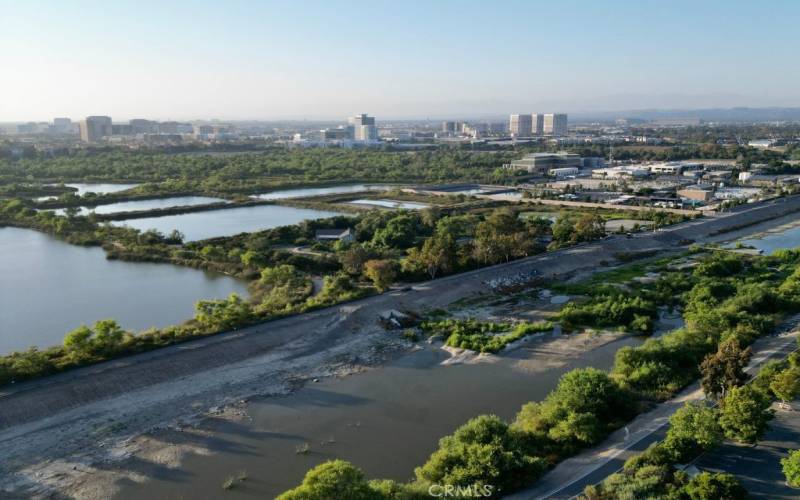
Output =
[{"x1": 114, "y1": 335, "x2": 641, "y2": 499}]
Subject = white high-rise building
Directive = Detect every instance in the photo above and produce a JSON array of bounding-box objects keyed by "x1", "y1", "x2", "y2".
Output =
[
  {"x1": 509, "y1": 114, "x2": 532, "y2": 137},
  {"x1": 543, "y1": 113, "x2": 568, "y2": 136},
  {"x1": 348, "y1": 114, "x2": 378, "y2": 142}
]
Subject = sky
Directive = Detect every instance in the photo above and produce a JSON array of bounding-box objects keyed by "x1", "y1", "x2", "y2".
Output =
[{"x1": 1, "y1": 0, "x2": 799, "y2": 121}]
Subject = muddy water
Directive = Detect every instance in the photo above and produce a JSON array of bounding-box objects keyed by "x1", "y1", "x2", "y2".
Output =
[{"x1": 115, "y1": 335, "x2": 642, "y2": 499}]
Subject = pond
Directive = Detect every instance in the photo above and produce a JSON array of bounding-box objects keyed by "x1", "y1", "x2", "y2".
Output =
[
  {"x1": 737, "y1": 224, "x2": 800, "y2": 255},
  {"x1": 0, "y1": 227, "x2": 248, "y2": 354},
  {"x1": 112, "y1": 204, "x2": 347, "y2": 241},
  {"x1": 65, "y1": 183, "x2": 140, "y2": 195},
  {"x1": 347, "y1": 199, "x2": 430, "y2": 210},
  {"x1": 251, "y1": 184, "x2": 395, "y2": 200},
  {"x1": 52, "y1": 196, "x2": 228, "y2": 216}
]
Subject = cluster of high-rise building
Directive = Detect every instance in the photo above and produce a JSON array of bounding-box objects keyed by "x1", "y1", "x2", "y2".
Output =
[
  {"x1": 76, "y1": 116, "x2": 196, "y2": 142},
  {"x1": 509, "y1": 113, "x2": 568, "y2": 137},
  {"x1": 313, "y1": 114, "x2": 379, "y2": 144}
]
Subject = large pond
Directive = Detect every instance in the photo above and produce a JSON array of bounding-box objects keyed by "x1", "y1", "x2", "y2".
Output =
[
  {"x1": 347, "y1": 199, "x2": 430, "y2": 210},
  {"x1": 36, "y1": 183, "x2": 140, "y2": 201},
  {"x1": 0, "y1": 227, "x2": 248, "y2": 354},
  {"x1": 53, "y1": 196, "x2": 227, "y2": 216},
  {"x1": 66, "y1": 183, "x2": 140, "y2": 195},
  {"x1": 251, "y1": 184, "x2": 395, "y2": 200},
  {"x1": 112, "y1": 205, "x2": 346, "y2": 242},
  {"x1": 115, "y1": 335, "x2": 642, "y2": 499},
  {"x1": 738, "y1": 224, "x2": 800, "y2": 255}
]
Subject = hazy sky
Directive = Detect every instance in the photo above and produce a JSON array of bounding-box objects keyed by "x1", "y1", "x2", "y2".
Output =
[{"x1": 2, "y1": 0, "x2": 799, "y2": 121}]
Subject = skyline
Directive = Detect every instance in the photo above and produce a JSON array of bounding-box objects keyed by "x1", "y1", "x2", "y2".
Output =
[{"x1": 2, "y1": 0, "x2": 800, "y2": 121}]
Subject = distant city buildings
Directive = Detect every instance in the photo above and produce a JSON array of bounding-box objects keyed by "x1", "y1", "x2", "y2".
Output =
[
  {"x1": 79, "y1": 116, "x2": 112, "y2": 142},
  {"x1": 531, "y1": 113, "x2": 544, "y2": 135},
  {"x1": 348, "y1": 114, "x2": 378, "y2": 142},
  {"x1": 509, "y1": 114, "x2": 533, "y2": 137},
  {"x1": 543, "y1": 113, "x2": 568, "y2": 136},
  {"x1": 52, "y1": 118, "x2": 73, "y2": 134},
  {"x1": 509, "y1": 113, "x2": 568, "y2": 137}
]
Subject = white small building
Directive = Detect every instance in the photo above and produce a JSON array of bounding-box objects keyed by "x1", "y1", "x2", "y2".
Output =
[
  {"x1": 548, "y1": 167, "x2": 580, "y2": 178},
  {"x1": 591, "y1": 166, "x2": 650, "y2": 180}
]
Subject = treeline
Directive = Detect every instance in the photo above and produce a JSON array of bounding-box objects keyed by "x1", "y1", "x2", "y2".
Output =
[
  {"x1": 0, "y1": 148, "x2": 526, "y2": 188},
  {"x1": 278, "y1": 250, "x2": 800, "y2": 499},
  {"x1": 584, "y1": 342, "x2": 800, "y2": 499}
]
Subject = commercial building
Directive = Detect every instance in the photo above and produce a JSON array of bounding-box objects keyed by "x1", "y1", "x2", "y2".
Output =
[
  {"x1": 348, "y1": 114, "x2": 378, "y2": 142},
  {"x1": 442, "y1": 121, "x2": 458, "y2": 133},
  {"x1": 505, "y1": 152, "x2": 581, "y2": 174},
  {"x1": 509, "y1": 114, "x2": 532, "y2": 137},
  {"x1": 531, "y1": 114, "x2": 544, "y2": 136},
  {"x1": 591, "y1": 166, "x2": 650, "y2": 180},
  {"x1": 548, "y1": 167, "x2": 580, "y2": 178},
  {"x1": 677, "y1": 186, "x2": 714, "y2": 202},
  {"x1": 543, "y1": 113, "x2": 568, "y2": 136},
  {"x1": 52, "y1": 118, "x2": 73, "y2": 134},
  {"x1": 79, "y1": 116, "x2": 112, "y2": 142},
  {"x1": 129, "y1": 119, "x2": 158, "y2": 134}
]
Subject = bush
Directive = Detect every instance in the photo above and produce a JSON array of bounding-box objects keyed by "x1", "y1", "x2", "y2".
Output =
[
  {"x1": 277, "y1": 460, "x2": 381, "y2": 500},
  {"x1": 782, "y1": 449, "x2": 800, "y2": 488},
  {"x1": 415, "y1": 415, "x2": 547, "y2": 496},
  {"x1": 683, "y1": 471, "x2": 748, "y2": 500}
]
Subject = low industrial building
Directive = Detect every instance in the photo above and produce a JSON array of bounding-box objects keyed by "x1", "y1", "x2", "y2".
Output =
[
  {"x1": 505, "y1": 152, "x2": 582, "y2": 175},
  {"x1": 677, "y1": 186, "x2": 714, "y2": 202}
]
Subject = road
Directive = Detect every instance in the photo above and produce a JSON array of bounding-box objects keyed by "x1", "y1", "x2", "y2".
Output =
[{"x1": 506, "y1": 320, "x2": 800, "y2": 499}]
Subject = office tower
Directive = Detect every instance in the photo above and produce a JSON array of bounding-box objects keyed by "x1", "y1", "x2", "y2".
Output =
[
  {"x1": 543, "y1": 113, "x2": 568, "y2": 136},
  {"x1": 348, "y1": 114, "x2": 378, "y2": 141},
  {"x1": 129, "y1": 119, "x2": 157, "y2": 134},
  {"x1": 79, "y1": 116, "x2": 112, "y2": 142},
  {"x1": 531, "y1": 114, "x2": 544, "y2": 136},
  {"x1": 442, "y1": 121, "x2": 457, "y2": 133},
  {"x1": 52, "y1": 118, "x2": 73, "y2": 134},
  {"x1": 509, "y1": 114, "x2": 533, "y2": 137}
]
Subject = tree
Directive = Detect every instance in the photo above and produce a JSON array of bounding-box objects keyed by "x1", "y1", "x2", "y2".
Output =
[
  {"x1": 683, "y1": 472, "x2": 748, "y2": 500},
  {"x1": 404, "y1": 233, "x2": 457, "y2": 279},
  {"x1": 719, "y1": 385, "x2": 774, "y2": 444},
  {"x1": 573, "y1": 213, "x2": 606, "y2": 243},
  {"x1": 371, "y1": 214, "x2": 418, "y2": 248},
  {"x1": 364, "y1": 259, "x2": 397, "y2": 292},
  {"x1": 277, "y1": 460, "x2": 379, "y2": 500},
  {"x1": 339, "y1": 244, "x2": 370, "y2": 275},
  {"x1": 415, "y1": 414, "x2": 546, "y2": 495},
  {"x1": 770, "y1": 368, "x2": 800, "y2": 408},
  {"x1": 781, "y1": 449, "x2": 800, "y2": 488},
  {"x1": 63, "y1": 319, "x2": 128, "y2": 357},
  {"x1": 664, "y1": 402, "x2": 723, "y2": 461},
  {"x1": 195, "y1": 294, "x2": 253, "y2": 330},
  {"x1": 700, "y1": 337, "x2": 752, "y2": 400}
]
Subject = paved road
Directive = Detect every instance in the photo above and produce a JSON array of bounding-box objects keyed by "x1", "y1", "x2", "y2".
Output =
[
  {"x1": 507, "y1": 320, "x2": 800, "y2": 499},
  {"x1": 1, "y1": 195, "x2": 800, "y2": 433}
]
